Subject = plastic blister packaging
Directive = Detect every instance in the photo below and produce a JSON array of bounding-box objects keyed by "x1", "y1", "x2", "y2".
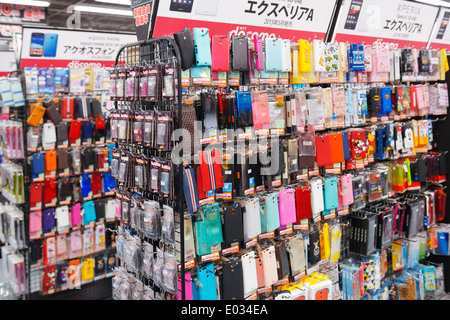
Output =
[
  {"x1": 162, "y1": 252, "x2": 177, "y2": 294},
  {"x1": 142, "y1": 242, "x2": 153, "y2": 279},
  {"x1": 162, "y1": 205, "x2": 175, "y2": 244},
  {"x1": 153, "y1": 248, "x2": 164, "y2": 288}
]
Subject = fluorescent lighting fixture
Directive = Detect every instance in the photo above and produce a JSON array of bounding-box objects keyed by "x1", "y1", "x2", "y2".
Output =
[
  {"x1": 73, "y1": 5, "x2": 132, "y2": 16},
  {"x1": 95, "y1": 0, "x2": 131, "y2": 5},
  {"x1": 413, "y1": 0, "x2": 450, "y2": 8},
  {"x1": 0, "y1": 0, "x2": 50, "y2": 7}
]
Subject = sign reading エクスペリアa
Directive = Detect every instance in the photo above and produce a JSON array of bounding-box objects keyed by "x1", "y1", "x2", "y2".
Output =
[
  {"x1": 334, "y1": 0, "x2": 439, "y2": 47},
  {"x1": 20, "y1": 27, "x2": 137, "y2": 69},
  {"x1": 0, "y1": 4, "x2": 47, "y2": 25},
  {"x1": 131, "y1": 0, "x2": 154, "y2": 41},
  {"x1": 153, "y1": 0, "x2": 337, "y2": 40}
]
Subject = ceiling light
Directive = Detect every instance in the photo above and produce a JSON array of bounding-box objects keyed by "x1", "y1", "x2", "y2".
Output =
[
  {"x1": 0, "y1": 0, "x2": 50, "y2": 7},
  {"x1": 95, "y1": 0, "x2": 131, "y2": 5},
  {"x1": 73, "y1": 5, "x2": 132, "y2": 16},
  {"x1": 413, "y1": 0, "x2": 450, "y2": 8}
]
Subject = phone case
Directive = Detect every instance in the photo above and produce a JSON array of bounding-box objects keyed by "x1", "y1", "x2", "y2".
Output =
[
  {"x1": 299, "y1": 39, "x2": 312, "y2": 73},
  {"x1": 278, "y1": 189, "x2": 297, "y2": 225},
  {"x1": 295, "y1": 186, "x2": 312, "y2": 221},
  {"x1": 212, "y1": 35, "x2": 230, "y2": 72},
  {"x1": 339, "y1": 174, "x2": 354, "y2": 207},
  {"x1": 236, "y1": 91, "x2": 253, "y2": 128},
  {"x1": 315, "y1": 134, "x2": 333, "y2": 167},
  {"x1": 232, "y1": 35, "x2": 249, "y2": 71},
  {"x1": 223, "y1": 203, "x2": 244, "y2": 245},
  {"x1": 193, "y1": 28, "x2": 212, "y2": 67},
  {"x1": 199, "y1": 149, "x2": 224, "y2": 192},
  {"x1": 174, "y1": 28, "x2": 196, "y2": 70},
  {"x1": 45, "y1": 150, "x2": 57, "y2": 173},
  {"x1": 282, "y1": 40, "x2": 292, "y2": 72},
  {"x1": 330, "y1": 132, "x2": 345, "y2": 164},
  {"x1": 244, "y1": 199, "x2": 261, "y2": 242},
  {"x1": 222, "y1": 260, "x2": 244, "y2": 300},
  {"x1": 61, "y1": 98, "x2": 74, "y2": 119},
  {"x1": 241, "y1": 251, "x2": 258, "y2": 297},
  {"x1": 310, "y1": 179, "x2": 324, "y2": 216},
  {"x1": 287, "y1": 236, "x2": 306, "y2": 276},
  {"x1": 323, "y1": 177, "x2": 339, "y2": 211},
  {"x1": 254, "y1": 36, "x2": 265, "y2": 71},
  {"x1": 197, "y1": 264, "x2": 218, "y2": 300},
  {"x1": 255, "y1": 257, "x2": 265, "y2": 288},
  {"x1": 27, "y1": 105, "x2": 46, "y2": 127},
  {"x1": 69, "y1": 120, "x2": 82, "y2": 140},
  {"x1": 261, "y1": 246, "x2": 278, "y2": 287},
  {"x1": 265, "y1": 38, "x2": 283, "y2": 72},
  {"x1": 266, "y1": 193, "x2": 280, "y2": 232},
  {"x1": 275, "y1": 242, "x2": 290, "y2": 279},
  {"x1": 46, "y1": 103, "x2": 62, "y2": 125}
]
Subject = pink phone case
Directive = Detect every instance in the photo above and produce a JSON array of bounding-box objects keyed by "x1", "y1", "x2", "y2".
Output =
[
  {"x1": 254, "y1": 35, "x2": 264, "y2": 71},
  {"x1": 278, "y1": 189, "x2": 297, "y2": 225},
  {"x1": 29, "y1": 211, "x2": 42, "y2": 236},
  {"x1": 212, "y1": 35, "x2": 230, "y2": 72},
  {"x1": 338, "y1": 174, "x2": 354, "y2": 208},
  {"x1": 256, "y1": 257, "x2": 265, "y2": 288},
  {"x1": 178, "y1": 272, "x2": 193, "y2": 300},
  {"x1": 71, "y1": 203, "x2": 81, "y2": 227}
]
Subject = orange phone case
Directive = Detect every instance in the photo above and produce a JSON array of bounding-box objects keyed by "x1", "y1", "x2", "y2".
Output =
[
  {"x1": 45, "y1": 150, "x2": 57, "y2": 173},
  {"x1": 27, "y1": 105, "x2": 46, "y2": 127},
  {"x1": 330, "y1": 132, "x2": 345, "y2": 164}
]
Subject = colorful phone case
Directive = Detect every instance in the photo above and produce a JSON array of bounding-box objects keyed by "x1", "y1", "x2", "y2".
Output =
[
  {"x1": 211, "y1": 35, "x2": 230, "y2": 72},
  {"x1": 193, "y1": 28, "x2": 212, "y2": 67},
  {"x1": 265, "y1": 38, "x2": 283, "y2": 72},
  {"x1": 278, "y1": 189, "x2": 296, "y2": 225}
]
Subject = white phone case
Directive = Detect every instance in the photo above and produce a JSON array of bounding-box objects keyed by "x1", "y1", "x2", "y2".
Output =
[
  {"x1": 287, "y1": 236, "x2": 306, "y2": 276},
  {"x1": 261, "y1": 246, "x2": 278, "y2": 287},
  {"x1": 43, "y1": 123, "x2": 56, "y2": 147},
  {"x1": 282, "y1": 40, "x2": 292, "y2": 72},
  {"x1": 105, "y1": 199, "x2": 116, "y2": 220},
  {"x1": 244, "y1": 199, "x2": 261, "y2": 242},
  {"x1": 56, "y1": 206, "x2": 70, "y2": 231},
  {"x1": 241, "y1": 251, "x2": 258, "y2": 297},
  {"x1": 310, "y1": 179, "x2": 324, "y2": 217}
]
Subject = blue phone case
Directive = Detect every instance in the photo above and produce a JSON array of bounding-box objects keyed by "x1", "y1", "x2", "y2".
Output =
[
  {"x1": 83, "y1": 200, "x2": 96, "y2": 225},
  {"x1": 349, "y1": 44, "x2": 365, "y2": 72},
  {"x1": 266, "y1": 193, "x2": 280, "y2": 232},
  {"x1": 265, "y1": 38, "x2": 283, "y2": 72},
  {"x1": 381, "y1": 87, "x2": 392, "y2": 113},
  {"x1": 81, "y1": 173, "x2": 92, "y2": 198},
  {"x1": 236, "y1": 91, "x2": 253, "y2": 127},
  {"x1": 103, "y1": 171, "x2": 116, "y2": 192},
  {"x1": 259, "y1": 198, "x2": 268, "y2": 234},
  {"x1": 376, "y1": 128, "x2": 386, "y2": 160},
  {"x1": 342, "y1": 131, "x2": 351, "y2": 161},
  {"x1": 44, "y1": 34, "x2": 58, "y2": 57},
  {"x1": 195, "y1": 203, "x2": 223, "y2": 256},
  {"x1": 193, "y1": 28, "x2": 212, "y2": 67},
  {"x1": 197, "y1": 264, "x2": 218, "y2": 300},
  {"x1": 32, "y1": 153, "x2": 45, "y2": 177},
  {"x1": 323, "y1": 177, "x2": 339, "y2": 210}
]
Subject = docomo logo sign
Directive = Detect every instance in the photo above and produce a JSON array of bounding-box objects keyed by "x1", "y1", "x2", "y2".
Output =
[
  {"x1": 229, "y1": 26, "x2": 277, "y2": 40},
  {"x1": 68, "y1": 61, "x2": 103, "y2": 69}
]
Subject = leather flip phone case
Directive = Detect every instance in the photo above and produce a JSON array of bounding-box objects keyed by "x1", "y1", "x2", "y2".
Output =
[
  {"x1": 241, "y1": 251, "x2": 258, "y2": 297},
  {"x1": 232, "y1": 35, "x2": 249, "y2": 71},
  {"x1": 287, "y1": 236, "x2": 306, "y2": 276},
  {"x1": 69, "y1": 120, "x2": 82, "y2": 140},
  {"x1": 61, "y1": 98, "x2": 74, "y2": 119},
  {"x1": 199, "y1": 149, "x2": 224, "y2": 192},
  {"x1": 45, "y1": 150, "x2": 57, "y2": 173},
  {"x1": 278, "y1": 189, "x2": 296, "y2": 225},
  {"x1": 315, "y1": 134, "x2": 333, "y2": 167},
  {"x1": 265, "y1": 38, "x2": 283, "y2": 72},
  {"x1": 57, "y1": 122, "x2": 69, "y2": 144},
  {"x1": 330, "y1": 132, "x2": 345, "y2": 164},
  {"x1": 222, "y1": 260, "x2": 244, "y2": 300},
  {"x1": 310, "y1": 179, "x2": 324, "y2": 216},
  {"x1": 193, "y1": 28, "x2": 212, "y2": 67},
  {"x1": 223, "y1": 203, "x2": 244, "y2": 245},
  {"x1": 275, "y1": 242, "x2": 290, "y2": 279},
  {"x1": 244, "y1": 199, "x2": 261, "y2": 242},
  {"x1": 46, "y1": 103, "x2": 62, "y2": 125},
  {"x1": 339, "y1": 174, "x2": 354, "y2": 207},
  {"x1": 261, "y1": 246, "x2": 278, "y2": 287},
  {"x1": 91, "y1": 100, "x2": 102, "y2": 118},
  {"x1": 174, "y1": 28, "x2": 196, "y2": 70},
  {"x1": 27, "y1": 105, "x2": 46, "y2": 127},
  {"x1": 197, "y1": 264, "x2": 218, "y2": 300},
  {"x1": 323, "y1": 177, "x2": 339, "y2": 211},
  {"x1": 265, "y1": 193, "x2": 280, "y2": 232},
  {"x1": 295, "y1": 186, "x2": 312, "y2": 221},
  {"x1": 212, "y1": 35, "x2": 230, "y2": 72},
  {"x1": 57, "y1": 149, "x2": 69, "y2": 171}
]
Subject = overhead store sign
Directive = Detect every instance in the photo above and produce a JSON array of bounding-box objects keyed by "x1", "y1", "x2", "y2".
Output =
[
  {"x1": 0, "y1": 24, "x2": 22, "y2": 38},
  {"x1": 153, "y1": 0, "x2": 337, "y2": 40},
  {"x1": 0, "y1": 4, "x2": 47, "y2": 25},
  {"x1": 20, "y1": 27, "x2": 137, "y2": 69},
  {"x1": 334, "y1": 0, "x2": 439, "y2": 47},
  {"x1": 131, "y1": 0, "x2": 154, "y2": 41},
  {"x1": 429, "y1": 9, "x2": 450, "y2": 51}
]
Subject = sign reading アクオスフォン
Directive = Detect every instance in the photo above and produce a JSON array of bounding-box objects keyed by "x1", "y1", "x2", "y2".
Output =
[
  {"x1": 131, "y1": 0, "x2": 155, "y2": 41},
  {"x1": 0, "y1": 4, "x2": 47, "y2": 25}
]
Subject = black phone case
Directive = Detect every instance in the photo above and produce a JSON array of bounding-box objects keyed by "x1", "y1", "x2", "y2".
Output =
[
  {"x1": 232, "y1": 36, "x2": 249, "y2": 71},
  {"x1": 308, "y1": 229, "x2": 321, "y2": 267},
  {"x1": 222, "y1": 260, "x2": 244, "y2": 300},
  {"x1": 201, "y1": 92, "x2": 219, "y2": 131},
  {"x1": 223, "y1": 203, "x2": 243, "y2": 245},
  {"x1": 275, "y1": 243, "x2": 290, "y2": 280},
  {"x1": 174, "y1": 28, "x2": 196, "y2": 70}
]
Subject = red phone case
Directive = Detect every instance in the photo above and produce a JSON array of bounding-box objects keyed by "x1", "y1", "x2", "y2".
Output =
[
  {"x1": 350, "y1": 130, "x2": 367, "y2": 160},
  {"x1": 315, "y1": 134, "x2": 333, "y2": 167},
  {"x1": 330, "y1": 132, "x2": 345, "y2": 164},
  {"x1": 30, "y1": 182, "x2": 43, "y2": 205},
  {"x1": 44, "y1": 179, "x2": 57, "y2": 204},
  {"x1": 295, "y1": 186, "x2": 312, "y2": 222},
  {"x1": 61, "y1": 98, "x2": 74, "y2": 119},
  {"x1": 199, "y1": 149, "x2": 224, "y2": 192},
  {"x1": 410, "y1": 85, "x2": 417, "y2": 111},
  {"x1": 69, "y1": 120, "x2": 82, "y2": 140},
  {"x1": 211, "y1": 35, "x2": 230, "y2": 72}
]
